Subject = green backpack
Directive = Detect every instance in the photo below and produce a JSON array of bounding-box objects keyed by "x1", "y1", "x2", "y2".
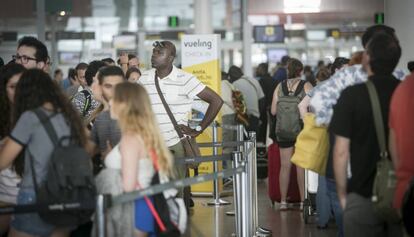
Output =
[{"x1": 275, "y1": 79, "x2": 306, "y2": 142}]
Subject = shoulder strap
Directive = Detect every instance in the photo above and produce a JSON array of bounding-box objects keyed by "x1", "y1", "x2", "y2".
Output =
[
  {"x1": 154, "y1": 73, "x2": 185, "y2": 139},
  {"x1": 28, "y1": 108, "x2": 58, "y2": 196},
  {"x1": 281, "y1": 80, "x2": 289, "y2": 96},
  {"x1": 365, "y1": 80, "x2": 388, "y2": 159},
  {"x1": 241, "y1": 77, "x2": 259, "y2": 96},
  {"x1": 32, "y1": 108, "x2": 59, "y2": 146},
  {"x1": 294, "y1": 80, "x2": 306, "y2": 97},
  {"x1": 81, "y1": 90, "x2": 92, "y2": 117}
]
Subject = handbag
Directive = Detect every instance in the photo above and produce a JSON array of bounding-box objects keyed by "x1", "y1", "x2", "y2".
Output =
[
  {"x1": 366, "y1": 80, "x2": 400, "y2": 223},
  {"x1": 154, "y1": 73, "x2": 201, "y2": 169},
  {"x1": 291, "y1": 113, "x2": 329, "y2": 175}
]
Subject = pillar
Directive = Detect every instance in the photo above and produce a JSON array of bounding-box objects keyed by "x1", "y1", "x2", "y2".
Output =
[
  {"x1": 385, "y1": 0, "x2": 414, "y2": 70},
  {"x1": 36, "y1": 0, "x2": 46, "y2": 42},
  {"x1": 194, "y1": 0, "x2": 213, "y2": 34}
]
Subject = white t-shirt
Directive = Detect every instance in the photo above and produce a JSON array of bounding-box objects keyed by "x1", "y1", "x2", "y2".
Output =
[
  {"x1": 233, "y1": 76, "x2": 265, "y2": 118},
  {"x1": 221, "y1": 80, "x2": 235, "y2": 116},
  {"x1": 139, "y1": 66, "x2": 206, "y2": 147}
]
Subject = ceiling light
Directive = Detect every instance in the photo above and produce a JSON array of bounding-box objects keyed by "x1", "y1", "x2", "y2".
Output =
[
  {"x1": 284, "y1": 0, "x2": 321, "y2": 14},
  {"x1": 59, "y1": 11, "x2": 66, "y2": 16}
]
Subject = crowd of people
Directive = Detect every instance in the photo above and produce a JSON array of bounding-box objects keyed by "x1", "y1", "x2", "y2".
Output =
[
  {"x1": 220, "y1": 24, "x2": 413, "y2": 237},
  {"x1": 0, "y1": 23, "x2": 412, "y2": 237}
]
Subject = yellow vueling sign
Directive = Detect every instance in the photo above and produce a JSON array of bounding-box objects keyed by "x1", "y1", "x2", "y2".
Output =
[{"x1": 181, "y1": 34, "x2": 222, "y2": 194}]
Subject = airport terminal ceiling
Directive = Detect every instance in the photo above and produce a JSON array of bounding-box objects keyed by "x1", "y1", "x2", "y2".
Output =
[{"x1": 0, "y1": 0, "x2": 385, "y2": 71}]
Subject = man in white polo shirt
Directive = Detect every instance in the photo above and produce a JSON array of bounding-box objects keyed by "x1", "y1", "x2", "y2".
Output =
[{"x1": 139, "y1": 41, "x2": 223, "y2": 208}]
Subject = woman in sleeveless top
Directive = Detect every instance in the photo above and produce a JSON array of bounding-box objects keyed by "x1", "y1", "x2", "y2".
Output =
[
  {"x1": 271, "y1": 58, "x2": 313, "y2": 210},
  {"x1": 109, "y1": 82, "x2": 174, "y2": 237}
]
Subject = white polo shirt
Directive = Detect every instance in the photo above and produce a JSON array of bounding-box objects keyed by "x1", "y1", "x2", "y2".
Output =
[{"x1": 139, "y1": 66, "x2": 206, "y2": 147}]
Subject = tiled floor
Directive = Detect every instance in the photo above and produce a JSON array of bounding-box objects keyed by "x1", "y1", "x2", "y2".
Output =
[{"x1": 185, "y1": 180, "x2": 338, "y2": 237}]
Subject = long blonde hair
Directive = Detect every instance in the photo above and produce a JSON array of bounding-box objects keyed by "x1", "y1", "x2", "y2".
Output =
[{"x1": 112, "y1": 82, "x2": 174, "y2": 176}]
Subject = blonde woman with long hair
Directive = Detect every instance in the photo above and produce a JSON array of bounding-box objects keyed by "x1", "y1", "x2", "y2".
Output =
[{"x1": 106, "y1": 82, "x2": 174, "y2": 237}]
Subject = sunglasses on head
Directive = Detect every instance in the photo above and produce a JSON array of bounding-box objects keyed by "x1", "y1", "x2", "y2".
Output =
[{"x1": 152, "y1": 41, "x2": 165, "y2": 48}]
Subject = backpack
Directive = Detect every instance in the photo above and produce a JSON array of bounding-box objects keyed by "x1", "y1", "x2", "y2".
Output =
[
  {"x1": 275, "y1": 79, "x2": 306, "y2": 142},
  {"x1": 150, "y1": 173, "x2": 187, "y2": 237},
  {"x1": 29, "y1": 108, "x2": 96, "y2": 227},
  {"x1": 142, "y1": 150, "x2": 187, "y2": 236},
  {"x1": 224, "y1": 80, "x2": 249, "y2": 126}
]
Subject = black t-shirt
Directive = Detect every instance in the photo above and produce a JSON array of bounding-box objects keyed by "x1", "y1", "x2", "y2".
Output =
[
  {"x1": 259, "y1": 73, "x2": 277, "y2": 108},
  {"x1": 329, "y1": 75, "x2": 400, "y2": 198}
]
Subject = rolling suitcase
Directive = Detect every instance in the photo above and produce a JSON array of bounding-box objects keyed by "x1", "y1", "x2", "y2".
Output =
[
  {"x1": 268, "y1": 142, "x2": 301, "y2": 205},
  {"x1": 257, "y1": 142, "x2": 268, "y2": 179}
]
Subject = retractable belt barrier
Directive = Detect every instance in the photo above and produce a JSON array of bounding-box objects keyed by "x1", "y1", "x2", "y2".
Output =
[
  {"x1": 0, "y1": 199, "x2": 95, "y2": 215},
  {"x1": 0, "y1": 152, "x2": 243, "y2": 215},
  {"x1": 110, "y1": 166, "x2": 246, "y2": 207}
]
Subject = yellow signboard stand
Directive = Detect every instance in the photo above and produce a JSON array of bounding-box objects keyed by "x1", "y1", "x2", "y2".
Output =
[{"x1": 181, "y1": 34, "x2": 222, "y2": 194}]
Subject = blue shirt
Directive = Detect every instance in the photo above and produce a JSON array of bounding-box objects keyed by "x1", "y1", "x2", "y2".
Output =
[{"x1": 272, "y1": 67, "x2": 287, "y2": 83}]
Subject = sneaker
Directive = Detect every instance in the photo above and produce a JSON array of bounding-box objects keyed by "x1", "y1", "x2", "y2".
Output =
[{"x1": 279, "y1": 201, "x2": 288, "y2": 211}]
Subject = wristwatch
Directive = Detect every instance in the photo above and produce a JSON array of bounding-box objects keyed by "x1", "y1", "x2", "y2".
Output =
[{"x1": 195, "y1": 125, "x2": 202, "y2": 132}]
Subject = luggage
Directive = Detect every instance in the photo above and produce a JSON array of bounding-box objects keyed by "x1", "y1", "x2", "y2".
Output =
[
  {"x1": 256, "y1": 142, "x2": 268, "y2": 179},
  {"x1": 267, "y1": 143, "x2": 301, "y2": 205}
]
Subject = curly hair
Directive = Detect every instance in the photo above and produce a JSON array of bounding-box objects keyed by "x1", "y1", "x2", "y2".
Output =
[
  {"x1": 13, "y1": 69, "x2": 88, "y2": 147},
  {"x1": 0, "y1": 63, "x2": 25, "y2": 138}
]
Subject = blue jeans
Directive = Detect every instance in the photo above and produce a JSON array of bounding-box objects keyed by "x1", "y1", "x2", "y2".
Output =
[
  {"x1": 316, "y1": 176, "x2": 331, "y2": 226},
  {"x1": 327, "y1": 178, "x2": 344, "y2": 237}
]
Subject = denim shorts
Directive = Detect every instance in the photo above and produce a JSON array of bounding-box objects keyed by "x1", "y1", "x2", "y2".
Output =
[{"x1": 11, "y1": 189, "x2": 55, "y2": 237}]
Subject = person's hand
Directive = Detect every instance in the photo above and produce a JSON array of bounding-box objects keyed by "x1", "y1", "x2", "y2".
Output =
[
  {"x1": 119, "y1": 52, "x2": 128, "y2": 65},
  {"x1": 177, "y1": 124, "x2": 200, "y2": 138}
]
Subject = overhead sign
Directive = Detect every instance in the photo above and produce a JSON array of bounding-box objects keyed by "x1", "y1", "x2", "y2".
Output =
[
  {"x1": 0, "y1": 32, "x2": 18, "y2": 42},
  {"x1": 168, "y1": 16, "x2": 179, "y2": 28},
  {"x1": 182, "y1": 34, "x2": 222, "y2": 194},
  {"x1": 46, "y1": 31, "x2": 95, "y2": 41},
  {"x1": 253, "y1": 25, "x2": 285, "y2": 43},
  {"x1": 375, "y1": 12, "x2": 384, "y2": 25}
]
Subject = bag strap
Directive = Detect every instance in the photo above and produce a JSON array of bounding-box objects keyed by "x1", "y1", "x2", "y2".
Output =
[
  {"x1": 28, "y1": 108, "x2": 58, "y2": 196},
  {"x1": 365, "y1": 80, "x2": 388, "y2": 160},
  {"x1": 81, "y1": 90, "x2": 92, "y2": 117},
  {"x1": 294, "y1": 80, "x2": 306, "y2": 97},
  {"x1": 281, "y1": 80, "x2": 289, "y2": 96},
  {"x1": 136, "y1": 149, "x2": 167, "y2": 232},
  {"x1": 154, "y1": 73, "x2": 185, "y2": 139}
]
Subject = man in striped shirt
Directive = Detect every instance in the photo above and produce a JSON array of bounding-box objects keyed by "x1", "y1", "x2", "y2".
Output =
[{"x1": 139, "y1": 41, "x2": 223, "y2": 208}]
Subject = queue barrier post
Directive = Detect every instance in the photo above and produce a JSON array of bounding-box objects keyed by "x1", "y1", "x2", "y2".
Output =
[
  {"x1": 208, "y1": 121, "x2": 231, "y2": 206},
  {"x1": 95, "y1": 194, "x2": 108, "y2": 237},
  {"x1": 248, "y1": 132, "x2": 272, "y2": 237},
  {"x1": 233, "y1": 151, "x2": 249, "y2": 237},
  {"x1": 226, "y1": 124, "x2": 245, "y2": 218}
]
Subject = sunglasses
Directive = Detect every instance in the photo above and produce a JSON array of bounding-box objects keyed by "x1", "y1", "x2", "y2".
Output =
[{"x1": 152, "y1": 41, "x2": 165, "y2": 48}]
